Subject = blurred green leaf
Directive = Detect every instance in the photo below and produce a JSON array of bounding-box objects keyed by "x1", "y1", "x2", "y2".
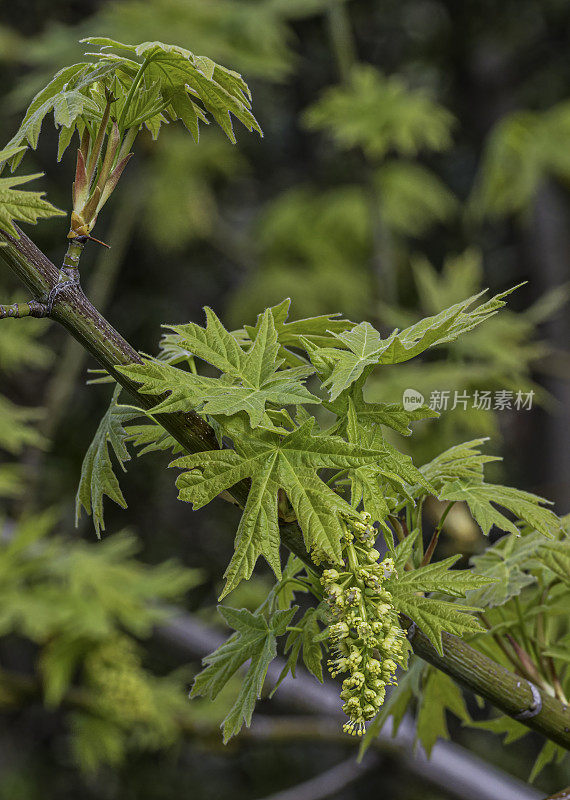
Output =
[{"x1": 303, "y1": 65, "x2": 455, "y2": 159}]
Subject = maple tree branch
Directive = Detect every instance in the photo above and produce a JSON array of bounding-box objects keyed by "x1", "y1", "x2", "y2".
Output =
[
  {"x1": 1, "y1": 227, "x2": 569, "y2": 751},
  {"x1": 0, "y1": 226, "x2": 241, "y2": 491},
  {"x1": 407, "y1": 623, "x2": 570, "y2": 749}
]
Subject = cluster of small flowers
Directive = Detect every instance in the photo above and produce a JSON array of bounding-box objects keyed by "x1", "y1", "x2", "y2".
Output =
[
  {"x1": 84, "y1": 637, "x2": 156, "y2": 723},
  {"x1": 321, "y1": 512, "x2": 407, "y2": 736}
]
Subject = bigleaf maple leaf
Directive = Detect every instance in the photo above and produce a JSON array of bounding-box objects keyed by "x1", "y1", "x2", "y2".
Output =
[
  {"x1": 121, "y1": 307, "x2": 320, "y2": 430},
  {"x1": 0, "y1": 144, "x2": 64, "y2": 237},
  {"x1": 173, "y1": 414, "x2": 427, "y2": 597},
  {"x1": 303, "y1": 288, "x2": 517, "y2": 400}
]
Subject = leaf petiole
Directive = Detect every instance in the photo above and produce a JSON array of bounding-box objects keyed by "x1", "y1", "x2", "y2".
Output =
[
  {"x1": 421, "y1": 501, "x2": 455, "y2": 567},
  {"x1": 117, "y1": 54, "x2": 154, "y2": 131}
]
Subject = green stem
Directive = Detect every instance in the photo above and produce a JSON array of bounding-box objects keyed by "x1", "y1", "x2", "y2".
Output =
[
  {"x1": 407, "y1": 622, "x2": 570, "y2": 749},
  {"x1": 58, "y1": 238, "x2": 86, "y2": 285},
  {"x1": 503, "y1": 630, "x2": 554, "y2": 695},
  {"x1": 389, "y1": 515, "x2": 406, "y2": 544},
  {"x1": 536, "y1": 585, "x2": 568, "y2": 704},
  {"x1": 0, "y1": 300, "x2": 48, "y2": 318},
  {"x1": 547, "y1": 656, "x2": 568, "y2": 705},
  {"x1": 2, "y1": 227, "x2": 570, "y2": 751},
  {"x1": 118, "y1": 55, "x2": 153, "y2": 130},
  {"x1": 421, "y1": 501, "x2": 455, "y2": 567},
  {"x1": 480, "y1": 612, "x2": 528, "y2": 674},
  {"x1": 414, "y1": 497, "x2": 425, "y2": 561},
  {"x1": 514, "y1": 595, "x2": 540, "y2": 667},
  {"x1": 117, "y1": 126, "x2": 138, "y2": 165}
]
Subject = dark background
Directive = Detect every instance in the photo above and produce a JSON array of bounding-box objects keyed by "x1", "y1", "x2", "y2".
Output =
[{"x1": 0, "y1": 1, "x2": 569, "y2": 798}]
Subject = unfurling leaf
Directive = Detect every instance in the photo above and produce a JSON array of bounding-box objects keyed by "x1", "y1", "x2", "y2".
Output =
[{"x1": 7, "y1": 38, "x2": 261, "y2": 164}]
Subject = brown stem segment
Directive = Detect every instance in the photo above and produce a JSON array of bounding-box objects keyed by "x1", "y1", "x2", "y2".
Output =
[{"x1": 1, "y1": 226, "x2": 570, "y2": 751}]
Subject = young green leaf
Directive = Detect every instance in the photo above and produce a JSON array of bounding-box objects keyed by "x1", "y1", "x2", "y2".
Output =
[
  {"x1": 536, "y1": 539, "x2": 570, "y2": 584},
  {"x1": 75, "y1": 387, "x2": 139, "y2": 535},
  {"x1": 191, "y1": 605, "x2": 295, "y2": 742},
  {"x1": 304, "y1": 289, "x2": 517, "y2": 400},
  {"x1": 374, "y1": 161, "x2": 457, "y2": 237},
  {"x1": 174, "y1": 414, "x2": 406, "y2": 596},
  {"x1": 0, "y1": 143, "x2": 28, "y2": 169},
  {"x1": 242, "y1": 297, "x2": 354, "y2": 352},
  {"x1": 467, "y1": 531, "x2": 542, "y2": 607},
  {"x1": 355, "y1": 400, "x2": 438, "y2": 437},
  {"x1": 125, "y1": 421, "x2": 183, "y2": 458},
  {"x1": 384, "y1": 541, "x2": 492, "y2": 653},
  {"x1": 302, "y1": 65, "x2": 454, "y2": 159},
  {"x1": 0, "y1": 395, "x2": 44, "y2": 455},
  {"x1": 419, "y1": 438, "x2": 500, "y2": 490},
  {"x1": 391, "y1": 527, "x2": 422, "y2": 574},
  {"x1": 273, "y1": 607, "x2": 324, "y2": 691},
  {"x1": 393, "y1": 595, "x2": 484, "y2": 655},
  {"x1": 344, "y1": 398, "x2": 433, "y2": 523},
  {"x1": 541, "y1": 643, "x2": 570, "y2": 664},
  {"x1": 40, "y1": 637, "x2": 89, "y2": 707},
  {"x1": 528, "y1": 740, "x2": 568, "y2": 783},
  {"x1": 0, "y1": 172, "x2": 64, "y2": 238},
  {"x1": 7, "y1": 64, "x2": 120, "y2": 167},
  {"x1": 415, "y1": 668, "x2": 470, "y2": 756},
  {"x1": 83, "y1": 38, "x2": 262, "y2": 142},
  {"x1": 120, "y1": 307, "x2": 320, "y2": 430},
  {"x1": 439, "y1": 481, "x2": 559, "y2": 538},
  {"x1": 7, "y1": 38, "x2": 261, "y2": 164},
  {"x1": 388, "y1": 555, "x2": 496, "y2": 598},
  {"x1": 470, "y1": 715, "x2": 567, "y2": 782}
]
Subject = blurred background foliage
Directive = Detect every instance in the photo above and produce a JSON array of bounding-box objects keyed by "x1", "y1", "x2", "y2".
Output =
[{"x1": 0, "y1": 0, "x2": 569, "y2": 797}]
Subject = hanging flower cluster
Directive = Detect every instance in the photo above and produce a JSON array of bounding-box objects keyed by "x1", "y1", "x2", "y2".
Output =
[{"x1": 321, "y1": 512, "x2": 408, "y2": 735}]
